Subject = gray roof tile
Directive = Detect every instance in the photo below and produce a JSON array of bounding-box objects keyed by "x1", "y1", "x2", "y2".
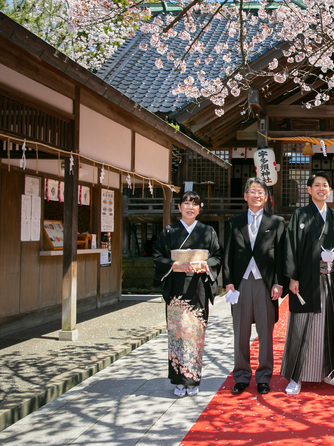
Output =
[{"x1": 98, "y1": 11, "x2": 279, "y2": 114}]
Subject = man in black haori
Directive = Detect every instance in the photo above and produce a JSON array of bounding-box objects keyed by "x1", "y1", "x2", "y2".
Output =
[
  {"x1": 153, "y1": 191, "x2": 222, "y2": 397},
  {"x1": 223, "y1": 177, "x2": 286, "y2": 396},
  {"x1": 281, "y1": 171, "x2": 334, "y2": 395}
]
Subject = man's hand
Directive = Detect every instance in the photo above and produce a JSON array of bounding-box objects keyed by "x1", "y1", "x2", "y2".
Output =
[
  {"x1": 271, "y1": 284, "x2": 283, "y2": 301},
  {"x1": 225, "y1": 283, "x2": 235, "y2": 293},
  {"x1": 289, "y1": 278, "x2": 299, "y2": 294}
]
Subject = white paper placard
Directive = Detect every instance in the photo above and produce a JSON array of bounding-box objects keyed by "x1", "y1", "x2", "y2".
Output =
[
  {"x1": 21, "y1": 194, "x2": 41, "y2": 241},
  {"x1": 78, "y1": 185, "x2": 90, "y2": 206},
  {"x1": 101, "y1": 189, "x2": 114, "y2": 232},
  {"x1": 31, "y1": 218, "x2": 41, "y2": 241},
  {"x1": 25, "y1": 175, "x2": 41, "y2": 197},
  {"x1": 32, "y1": 196, "x2": 41, "y2": 220},
  {"x1": 21, "y1": 218, "x2": 31, "y2": 242}
]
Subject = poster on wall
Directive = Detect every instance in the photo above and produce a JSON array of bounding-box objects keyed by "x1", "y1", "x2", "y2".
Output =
[
  {"x1": 21, "y1": 194, "x2": 41, "y2": 242},
  {"x1": 101, "y1": 189, "x2": 114, "y2": 232},
  {"x1": 43, "y1": 220, "x2": 64, "y2": 249},
  {"x1": 31, "y1": 196, "x2": 41, "y2": 241},
  {"x1": 78, "y1": 185, "x2": 90, "y2": 206},
  {"x1": 25, "y1": 175, "x2": 41, "y2": 197},
  {"x1": 21, "y1": 195, "x2": 32, "y2": 242},
  {"x1": 44, "y1": 178, "x2": 59, "y2": 201},
  {"x1": 100, "y1": 251, "x2": 112, "y2": 267}
]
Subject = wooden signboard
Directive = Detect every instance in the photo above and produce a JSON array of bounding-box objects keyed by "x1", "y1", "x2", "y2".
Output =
[{"x1": 43, "y1": 220, "x2": 64, "y2": 250}]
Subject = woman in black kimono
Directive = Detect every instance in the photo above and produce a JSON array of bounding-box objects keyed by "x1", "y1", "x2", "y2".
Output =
[
  {"x1": 153, "y1": 191, "x2": 222, "y2": 397},
  {"x1": 281, "y1": 171, "x2": 334, "y2": 395}
]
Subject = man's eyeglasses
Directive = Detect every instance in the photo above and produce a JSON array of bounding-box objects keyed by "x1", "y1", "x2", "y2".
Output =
[{"x1": 248, "y1": 190, "x2": 266, "y2": 197}]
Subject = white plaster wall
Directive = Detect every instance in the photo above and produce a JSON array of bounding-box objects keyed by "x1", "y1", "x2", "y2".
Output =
[
  {"x1": 0, "y1": 64, "x2": 73, "y2": 114},
  {"x1": 135, "y1": 134, "x2": 170, "y2": 183},
  {"x1": 79, "y1": 105, "x2": 132, "y2": 171}
]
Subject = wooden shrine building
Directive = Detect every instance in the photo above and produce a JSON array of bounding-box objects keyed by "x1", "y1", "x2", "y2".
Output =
[{"x1": 0, "y1": 13, "x2": 229, "y2": 336}]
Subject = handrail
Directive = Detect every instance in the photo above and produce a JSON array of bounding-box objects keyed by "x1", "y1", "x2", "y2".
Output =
[{"x1": 123, "y1": 196, "x2": 247, "y2": 215}]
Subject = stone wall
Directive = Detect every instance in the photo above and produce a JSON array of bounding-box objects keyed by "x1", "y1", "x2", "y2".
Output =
[
  {"x1": 122, "y1": 257, "x2": 161, "y2": 294},
  {"x1": 122, "y1": 257, "x2": 223, "y2": 295}
]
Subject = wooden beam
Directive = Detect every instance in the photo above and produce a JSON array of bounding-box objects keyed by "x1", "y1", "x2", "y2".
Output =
[
  {"x1": 268, "y1": 130, "x2": 334, "y2": 138},
  {"x1": 267, "y1": 104, "x2": 334, "y2": 118},
  {"x1": 249, "y1": 89, "x2": 266, "y2": 117}
]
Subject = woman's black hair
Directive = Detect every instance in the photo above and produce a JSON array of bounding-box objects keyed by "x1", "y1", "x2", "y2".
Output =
[
  {"x1": 307, "y1": 170, "x2": 331, "y2": 187},
  {"x1": 179, "y1": 191, "x2": 202, "y2": 206}
]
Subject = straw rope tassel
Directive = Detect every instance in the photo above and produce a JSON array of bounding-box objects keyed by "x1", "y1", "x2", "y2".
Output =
[{"x1": 0, "y1": 132, "x2": 180, "y2": 193}]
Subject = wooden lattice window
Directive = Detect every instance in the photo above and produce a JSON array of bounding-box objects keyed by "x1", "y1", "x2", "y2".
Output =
[
  {"x1": 185, "y1": 150, "x2": 229, "y2": 198},
  {"x1": 282, "y1": 143, "x2": 310, "y2": 208},
  {"x1": 0, "y1": 92, "x2": 74, "y2": 151}
]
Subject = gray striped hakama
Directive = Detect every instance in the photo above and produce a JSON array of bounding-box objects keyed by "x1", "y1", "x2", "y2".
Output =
[{"x1": 281, "y1": 262, "x2": 334, "y2": 383}]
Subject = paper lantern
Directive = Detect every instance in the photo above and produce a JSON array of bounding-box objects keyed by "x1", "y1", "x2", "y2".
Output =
[{"x1": 253, "y1": 148, "x2": 278, "y2": 186}]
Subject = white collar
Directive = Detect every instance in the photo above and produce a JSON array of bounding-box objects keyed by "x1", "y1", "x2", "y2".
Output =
[
  {"x1": 180, "y1": 219, "x2": 198, "y2": 233},
  {"x1": 248, "y1": 209, "x2": 264, "y2": 217},
  {"x1": 314, "y1": 203, "x2": 327, "y2": 222}
]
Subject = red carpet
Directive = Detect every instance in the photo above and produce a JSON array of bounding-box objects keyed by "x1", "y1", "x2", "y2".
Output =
[{"x1": 180, "y1": 297, "x2": 334, "y2": 446}]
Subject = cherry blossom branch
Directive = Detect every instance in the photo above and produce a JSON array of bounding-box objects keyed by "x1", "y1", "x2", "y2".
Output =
[
  {"x1": 163, "y1": 0, "x2": 203, "y2": 33},
  {"x1": 177, "y1": 1, "x2": 229, "y2": 63}
]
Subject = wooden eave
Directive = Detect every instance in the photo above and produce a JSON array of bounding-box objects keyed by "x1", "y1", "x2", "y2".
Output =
[
  {"x1": 0, "y1": 13, "x2": 230, "y2": 169},
  {"x1": 173, "y1": 57, "x2": 334, "y2": 149}
]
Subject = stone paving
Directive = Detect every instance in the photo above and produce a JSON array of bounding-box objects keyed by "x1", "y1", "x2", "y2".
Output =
[{"x1": 0, "y1": 295, "x2": 238, "y2": 445}]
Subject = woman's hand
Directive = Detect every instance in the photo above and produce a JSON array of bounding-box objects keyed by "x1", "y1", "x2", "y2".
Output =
[
  {"x1": 172, "y1": 260, "x2": 209, "y2": 274},
  {"x1": 172, "y1": 261, "x2": 196, "y2": 273},
  {"x1": 195, "y1": 261, "x2": 209, "y2": 274}
]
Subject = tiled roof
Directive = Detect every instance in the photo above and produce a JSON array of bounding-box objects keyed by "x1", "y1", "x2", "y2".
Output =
[{"x1": 98, "y1": 11, "x2": 281, "y2": 115}]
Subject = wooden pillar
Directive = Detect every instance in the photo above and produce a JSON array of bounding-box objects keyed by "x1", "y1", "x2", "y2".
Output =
[
  {"x1": 257, "y1": 117, "x2": 269, "y2": 149},
  {"x1": 91, "y1": 186, "x2": 101, "y2": 308},
  {"x1": 163, "y1": 187, "x2": 172, "y2": 228},
  {"x1": 163, "y1": 144, "x2": 173, "y2": 227},
  {"x1": 141, "y1": 222, "x2": 147, "y2": 256},
  {"x1": 59, "y1": 87, "x2": 80, "y2": 341}
]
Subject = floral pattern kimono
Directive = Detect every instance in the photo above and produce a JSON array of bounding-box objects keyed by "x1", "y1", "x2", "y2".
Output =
[{"x1": 153, "y1": 220, "x2": 222, "y2": 386}]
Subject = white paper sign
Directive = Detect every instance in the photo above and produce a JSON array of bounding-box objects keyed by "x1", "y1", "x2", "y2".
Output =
[
  {"x1": 101, "y1": 189, "x2": 114, "y2": 232},
  {"x1": 31, "y1": 218, "x2": 41, "y2": 241},
  {"x1": 25, "y1": 175, "x2": 41, "y2": 197},
  {"x1": 21, "y1": 218, "x2": 31, "y2": 242},
  {"x1": 32, "y1": 196, "x2": 41, "y2": 220},
  {"x1": 21, "y1": 194, "x2": 41, "y2": 241}
]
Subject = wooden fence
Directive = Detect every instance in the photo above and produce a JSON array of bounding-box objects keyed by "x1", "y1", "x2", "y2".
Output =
[{"x1": 123, "y1": 196, "x2": 248, "y2": 215}]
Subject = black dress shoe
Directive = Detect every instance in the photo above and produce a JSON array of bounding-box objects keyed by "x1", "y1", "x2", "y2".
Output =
[
  {"x1": 257, "y1": 383, "x2": 270, "y2": 394},
  {"x1": 232, "y1": 382, "x2": 249, "y2": 394}
]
